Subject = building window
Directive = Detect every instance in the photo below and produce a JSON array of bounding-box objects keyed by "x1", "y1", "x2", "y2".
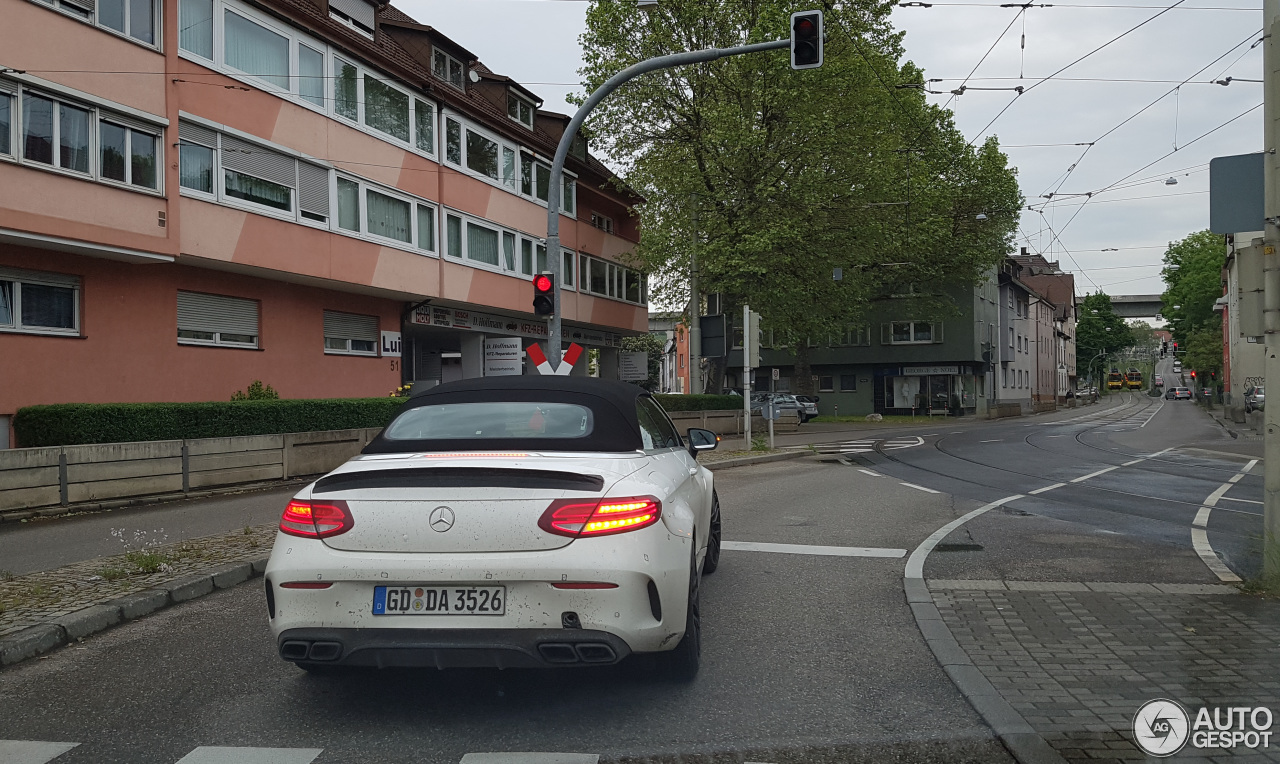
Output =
[
  {"x1": 224, "y1": 9, "x2": 291, "y2": 90},
  {"x1": 840, "y1": 375, "x2": 857, "y2": 392},
  {"x1": 414, "y1": 99, "x2": 434, "y2": 154},
  {"x1": 516, "y1": 147, "x2": 575, "y2": 213},
  {"x1": 818, "y1": 375, "x2": 834, "y2": 392},
  {"x1": 334, "y1": 58, "x2": 359, "y2": 121},
  {"x1": 335, "y1": 174, "x2": 434, "y2": 248},
  {"x1": 179, "y1": 0, "x2": 213, "y2": 57},
  {"x1": 0, "y1": 268, "x2": 80, "y2": 336},
  {"x1": 14, "y1": 87, "x2": 162, "y2": 193},
  {"x1": 0, "y1": 91, "x2": 11, "y2": 156},
  {"x1": 833, "y1": 326, "x2": 870, "y2": 346},
  {"x1": 323, "y1": 310, "x2": 378, "y2": 355},
  {"x1": 1009, "y1": 327, "x2": 1014, "y2": 348},
  {"x1": 364, "y1": 73, "x2": 409, "y2": 143},
  {"x1": 32, "y1": 0, "x2": 158, "y2": 48},
  {"x1": 507, "y1": 91, "x2": 534, "y2": 129},
  {"x1": 884, "y1": 321, "x2": 940, "y2": 345},
  {"x1": 433, "y1": 48, "x2": 464, "y2": 90},
  {"x1": 298, "y1": 44, "x2": 325, "y2": 107},
  {"x1": 578, "y1": 253, "x2": 645, "y2": 305},
  {"x1": 590, "y1": 212, "x2": 614, "y2": 234},
  {"x1": 177, "y1": 291, "x2": 258, "y2": 347},
  {"x1": 679, "y1": 354, "x2": 685, "y2": 369},
  {"x1": 562, "y1": 249, "x2": 575, "y2": 287},
  {"x1": 99, "y1": 120, "x2": 157, "y2": 189},
  {"x1": 328, "y1": 0, "x2": 374, "y2": 37}
]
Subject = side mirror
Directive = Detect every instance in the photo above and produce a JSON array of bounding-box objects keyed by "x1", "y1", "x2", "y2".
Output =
[{"x1": 687, "y1": 428, "x2": 719, "y2": 458}]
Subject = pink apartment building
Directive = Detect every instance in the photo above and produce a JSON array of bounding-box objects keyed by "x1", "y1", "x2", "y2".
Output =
[{"x1": 0, "y1": 0, "x2": 647, "y2": 446}]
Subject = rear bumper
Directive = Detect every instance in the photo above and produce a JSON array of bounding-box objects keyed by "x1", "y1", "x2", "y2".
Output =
[{"x1": 278, "y1": 627, "x2": 632, "y2": 668}]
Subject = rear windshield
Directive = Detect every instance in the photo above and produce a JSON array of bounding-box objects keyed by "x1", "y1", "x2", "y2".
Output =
[{"x1": 384, "y1": 402, "x2": 594, "y2": 441}]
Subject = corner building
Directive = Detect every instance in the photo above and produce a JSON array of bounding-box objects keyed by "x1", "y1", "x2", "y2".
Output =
[{"x1": 0, "y1": 0, "x2": 646, "y2": 445}]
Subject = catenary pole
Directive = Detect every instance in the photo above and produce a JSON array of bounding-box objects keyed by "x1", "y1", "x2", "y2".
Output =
[
  {"x1": 1264, "y1": 0, "x2": 1280, "y2": 581},
  {"x1": 543, "y1": 39, "x2": 791, "y2": 370}
]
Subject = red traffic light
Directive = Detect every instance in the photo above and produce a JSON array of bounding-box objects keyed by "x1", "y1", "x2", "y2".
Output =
[
  {"x1": 1190, "y1": 370, "x2": 1196, "y2": 378},
  {"x1": 790, "y1": 10, "x2": 823, "y2": 70},
  {"x1": 534, "y1": 274, "x2": 553, "y2": 293},
  {"x1": 533, "y1": 272, "x2": 555, "y2": 316}
]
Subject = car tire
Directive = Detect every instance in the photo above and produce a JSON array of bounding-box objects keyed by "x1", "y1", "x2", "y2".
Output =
[
  {"x1": 660, "y1": 549, "x2": 701, "y2": 682},
  {"x1": 702, "y1": 492, "x2": 722, "y2": 575}
]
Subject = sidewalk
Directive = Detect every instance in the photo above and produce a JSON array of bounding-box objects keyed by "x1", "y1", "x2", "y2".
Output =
[{"x1": 930, "y1": 582, "x2": 1280, "y2": 763}]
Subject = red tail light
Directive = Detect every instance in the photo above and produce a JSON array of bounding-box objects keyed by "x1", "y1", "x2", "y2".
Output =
[
  {"x1": 278, "y1": 581, "x2": 333, "y2": 589},
  {"x1": 279, "y1": 499, "x2": 354, "y2": 538},
  {"x1": 551, "y1": 582, "x2": 619, "y2": 590},
  {"x1": 538, "y1": 496, "x2": 661, "y2": 538}
]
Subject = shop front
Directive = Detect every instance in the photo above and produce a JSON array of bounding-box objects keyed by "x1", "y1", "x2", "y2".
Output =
[{"x1": 876, "y1": 364, "x2": 982, "y2": 415}]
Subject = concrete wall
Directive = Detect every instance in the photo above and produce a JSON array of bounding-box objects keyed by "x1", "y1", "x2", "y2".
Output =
[{"x1": 0, "y1": 428, "x2": 381, "y2": 512}]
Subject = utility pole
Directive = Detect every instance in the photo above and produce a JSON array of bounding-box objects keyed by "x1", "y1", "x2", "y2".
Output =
[
  {"x1": 689, "y1": 195, "x2": 702, "y2": 395},
  {"x1": 1265, "y1": 0, "x2": 1280, "y2": 582},
  {"x1": 743, "y1": 304, "x2": 753, "y2": 449}
]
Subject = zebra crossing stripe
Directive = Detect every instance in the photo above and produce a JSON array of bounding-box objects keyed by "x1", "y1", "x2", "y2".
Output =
[
  {"x1": 0, "y1": 741, "x2": 78, "y2": 764},
  {"x1": 174, "y1": 747, "x2": 323, "y2": 764}
]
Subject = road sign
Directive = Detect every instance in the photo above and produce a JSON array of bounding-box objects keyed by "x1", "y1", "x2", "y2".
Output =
[
  {"x1": 619, "y1": 352, "x2": 648, "y2": 381},
  {"x1": 772, "y1": 368, "x2": 780, "y2": 381}
]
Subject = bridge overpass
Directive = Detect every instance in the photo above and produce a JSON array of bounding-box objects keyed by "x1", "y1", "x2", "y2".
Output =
[{"x1": 1076, "y1": 294, "x2": 1164, "y2": 319}]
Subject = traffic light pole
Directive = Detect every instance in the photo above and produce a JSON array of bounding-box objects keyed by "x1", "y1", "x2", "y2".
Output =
[{"x1": 542, "y1": 38, "x2": 791, "y2": 371}]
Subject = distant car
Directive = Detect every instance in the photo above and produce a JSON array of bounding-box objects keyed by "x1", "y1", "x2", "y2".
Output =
[
  {"x1": 1153, "y1": 375, "x2": 1164, "y2": 388},
  {"x1": 751, "y1": 393, "x2": 811, "y2": 422},
  {"x1": 1172, "y1": 362, "x2": 1182, "y2": 372},
  {"x1": 1165, "y1": 386, "x2": 1192, "y2": 400},
  {"x1": 1245, "y1": 386, "x2": 1265, "y2": 413}
]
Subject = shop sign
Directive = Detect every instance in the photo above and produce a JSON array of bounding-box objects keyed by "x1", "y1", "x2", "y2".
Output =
[
  {"x1": 380, "y1": 331, "x2": 402, "y2": 357},
  {"x1": 619, "y1": 352, "x2": 648, "y2": 381},
  {"x1": 902, "y1": 365, "x2": 960, "y2": 376},
  {"x1": 484, "y1": 337, "x2": 523, "y2": 377},
  {"x1": 409, "y1": 305, "x2": 622, "y2": 347}
]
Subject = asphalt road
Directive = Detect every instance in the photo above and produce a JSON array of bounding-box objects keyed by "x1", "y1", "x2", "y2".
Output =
[{"x1": 1, "y1": 362, "x2": 1264, "y2": 763}]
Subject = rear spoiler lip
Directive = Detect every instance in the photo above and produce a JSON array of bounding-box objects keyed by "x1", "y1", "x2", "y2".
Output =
[{"x1": 312, "y1": 467, "x2": 606, "y2": 494}]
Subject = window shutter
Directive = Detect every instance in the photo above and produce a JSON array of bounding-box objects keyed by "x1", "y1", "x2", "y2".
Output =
[
  {"x1": 933, "y1": 322, "x2": 944, "y2": 343},
  {"x1": 323, "y1": 310, "x2": 378, "y2": 341},
  {"x1": 297, "y1": 162, "x2": 330, "y2": 218},
  {"x1": 880, "y1": 323, "x2": 890, "y2": 345},
  {"x1": 329, "y1": 0, "x2": 375, "y2": 29},
  {"x1": 221, "y1": 135, "x2": 296, "y2": 187},
  {"x1": 177, "y1": 291, "x2": 258, "y2": 335},
  {"x1": 178, "y1": 121, "x2": 217, "y2": 148},
  {"x1": 62, "y1": 0, "x2": 94, "y2": 12}
]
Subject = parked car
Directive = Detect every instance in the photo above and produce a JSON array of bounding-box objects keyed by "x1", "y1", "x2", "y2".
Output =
[
  {"x1": 1245, "y1": 385, "x2": 1265, "y2": 413},
  {"x1": 750, "y1": 393, "x2": 811, "y2": 422},
  {"x1": 266, "y1": 376, "x2": 721, "y2": 679},
  {"x1": 794, "y1": 395, "x2": 821, "y2": 422},
  {"x1": 1165, "y1": 386, "x2": 1192, "y2": 400}
]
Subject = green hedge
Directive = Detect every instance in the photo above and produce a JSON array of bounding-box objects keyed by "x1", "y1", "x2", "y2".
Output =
[
  {"x1": 13, "y1": 398, "x2": 406, "y2": 448},
  {"x1": 653, "y1": 394, "x2": 743, "y2": 412}
]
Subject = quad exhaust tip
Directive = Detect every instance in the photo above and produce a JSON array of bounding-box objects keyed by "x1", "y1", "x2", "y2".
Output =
[
  {"x1": 536, "y1": 642, "x2": 617, "y2": 664},
  {"x1": 280, "y1": 639, "x2": 343, "y2": 662}
]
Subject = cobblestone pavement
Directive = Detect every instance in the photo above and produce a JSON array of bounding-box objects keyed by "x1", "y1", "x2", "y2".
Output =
[
  {"x1": 932, "y1": 584, "x2": 1280, "y2": 762},
  {"x1": 0, "y1": 523, "x2": 276, "y2": 637}
]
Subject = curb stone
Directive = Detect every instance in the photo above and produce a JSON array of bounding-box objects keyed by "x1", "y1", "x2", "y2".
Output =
[
  {"x1": 705, "y1": 451, "x2": 807, "y2": 471},
  {"x1": 0, "y1": 557, "x2": 268, "y2": 669},
  {"x1": 905, "y1": 576, "x2": 1069, "y2": 764}
]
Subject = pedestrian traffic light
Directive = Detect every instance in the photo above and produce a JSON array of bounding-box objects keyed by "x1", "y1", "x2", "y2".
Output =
[
  {"x1": 790, "y1": 10, "x2": 823, "y2": 70},
  {"x1": 532, "y1": 272, "x2": 555, "y2": 316}
]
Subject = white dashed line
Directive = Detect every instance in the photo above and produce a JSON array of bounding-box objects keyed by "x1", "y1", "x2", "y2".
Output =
[
  {"x1": 1244, "y1": 458, "x2": 1259, "y2": 474},
  {"x1": 1070, "y1": 465, "x2": 1120, "y2": 483},
  {"x1": 1220, "y1": 496, "x2": 1262, "y2": 505},
  {"x1": 1028, "y1": 483, "x2": 1066, "y2": 495},
  {"x1": 0, "y1": 741, "x2": 79, "y2": 764},
  {"x1": 1228, "y1": 474, "x2": 1245, "y2": 483},
  {"x1": 979, "y1": 439, "x2": 1001, "y2": 443},
  {"x1": 175, "y1": 748, "x2": 324, "y2": 764},
  {"x1": 900, "y1": 482, "x2": 941, "y2": 494},
  {"x1": 722, "y1": 541, "x2": 906, "y2": 558},
  {"x1": 858, "y1": 469, "x2": 883, "y2": 477}
]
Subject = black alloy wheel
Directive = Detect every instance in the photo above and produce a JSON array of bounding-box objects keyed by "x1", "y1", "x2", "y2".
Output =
[{"x1": 702, "y1": 491, "x2": 722, "y2": 575}]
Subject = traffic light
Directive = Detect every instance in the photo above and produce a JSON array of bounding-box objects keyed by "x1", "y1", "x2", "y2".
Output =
[
  {"x1": 1161, "y1": 340, "x2": 1168, "y2": 355},
  {"x1": 1190, "y1": 370, "x2": 1196, "y2": 380},
  {"x1": 790, "y1": 10, "x2": 823, "y2": 70},
  {"x1": 532, "y1": 272, "x2": 555, "y2": 316}
]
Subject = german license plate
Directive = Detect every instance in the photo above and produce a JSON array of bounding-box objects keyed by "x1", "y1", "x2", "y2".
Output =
[{"x1": 372, "y1": 585, "x2": 505, "y2": 615}]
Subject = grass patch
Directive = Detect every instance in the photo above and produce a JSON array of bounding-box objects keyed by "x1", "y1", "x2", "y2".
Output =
[
  {"x1": 124, "y1": 550, "x2": 172, "y2": 574},
  {"x1": 97, "y1": 566, "x2": 129, "y2": 582},
  {"x1": 0, "y1": 570, "x2": 13, "y2": 582},
  {"x1": 811, "y1": 414, "x2": 943, "y2": 425}
]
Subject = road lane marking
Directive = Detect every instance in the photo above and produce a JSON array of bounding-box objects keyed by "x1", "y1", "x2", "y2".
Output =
[
  {"x1": 1121, "y1": 459, "x2": 1145, "y2": 466},
  {"x1": 722, "y1": 540, "x2": 906, "y2": 558},
  {"x1": 1220, "y1": 496, "x2": 1262, "y2": 505},
  {"x1": 1228, "y1": 474, "x2": 1245, "y2": 483},
  {"x1": 1139, "y1": 403, "x2": 1163, "y2": 427},
  {"x1": 1193, "y1": 506, "x2": 1211, "y2": 527},
  {"x1": 1028, "y1": 483, "x2": 1066, "y2": 495},
  {"x1": 175, "y1": 749, "x2": 323, "y2": 764},
  {"x1": 979, "y1": 439, "x2": 1001, "y2": 443},
  {"x1": 905, "y1": 495, "x2": 1023, "y2": 579},
  {"x1": 858, "y1": 469, "x2": 883, "y2": 477},
  {"x1": 900, "y1": 482, "x2": 941, "y2": 494},
  {"x1": 1192, "y1": 529, "x2": 1242, "y2": 583},
  {"x1": 1188, "y1": 459, "x2": 1256, "y2": 583},
  {"x1": 461, "y1": 756, "x2": 600, "y2": 764},
  {"x1": 1070, "y1": 465, "x2": 1119, "y2": 483},
  {"x1": 1203, "y1": 484, "x2": 1232, "y2": 507},
  {"x1": 1244, "y1": 458, "x2": 1259, "y2": 473},
  {"x1": 1146, "y1": 447, "x2": 1175, "y2": 458},
  {"x1": 0, "y1": 741, "x2": 79, "y2": 764}
]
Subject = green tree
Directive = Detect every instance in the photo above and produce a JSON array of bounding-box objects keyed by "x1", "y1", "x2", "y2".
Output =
[
  {"x1": 620, "y1": 333, "x2": 667, "y2": 391},
  {"x1": 1184, "y1": 324, "x2": 1223, "y2": 384},
  {"x1": 1127, "y1": 320, "x2": 1157, "y2": 350},
  {"x1": 1076, "y1": 292, "x2": 1134, "y2": 386},
  {"x1": 1161, "y1": 230, "x2": 1225, "y2": 346},
  {"x1": 578, "y1": 0, "x2": 1022, "y2": 394}
]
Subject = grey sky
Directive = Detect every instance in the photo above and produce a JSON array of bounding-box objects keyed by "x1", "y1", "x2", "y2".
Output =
[{"x1": 399, "y1": 0, "x2": 1262, "y2": 300}]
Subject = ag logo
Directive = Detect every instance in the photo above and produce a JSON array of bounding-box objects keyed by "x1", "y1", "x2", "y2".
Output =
[
  {"x1": 1134, "y1": 699, "x2": 1190, "y2": 756},
  {"x1": 429, "y1": 506, "x2": 455, "y2": 533}
]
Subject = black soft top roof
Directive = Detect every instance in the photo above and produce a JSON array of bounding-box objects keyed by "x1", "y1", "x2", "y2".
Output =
[{"x1": 363, "y1": 376, "x2": 650, "y2": 454}]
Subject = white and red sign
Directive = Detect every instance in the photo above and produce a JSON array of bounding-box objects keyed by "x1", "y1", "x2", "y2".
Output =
[{"x1": 525, "y1": 343, "x2": 583, "y2": 376}]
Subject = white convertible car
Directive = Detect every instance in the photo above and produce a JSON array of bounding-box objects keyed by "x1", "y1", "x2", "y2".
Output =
[{"x1": 265, "y1": 376, "x2": 722, "y2": 679}]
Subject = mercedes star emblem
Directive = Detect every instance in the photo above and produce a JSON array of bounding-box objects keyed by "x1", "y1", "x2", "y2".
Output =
[{"x1": 429, "y1": 506, "x2": 455, "y2": 532}]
